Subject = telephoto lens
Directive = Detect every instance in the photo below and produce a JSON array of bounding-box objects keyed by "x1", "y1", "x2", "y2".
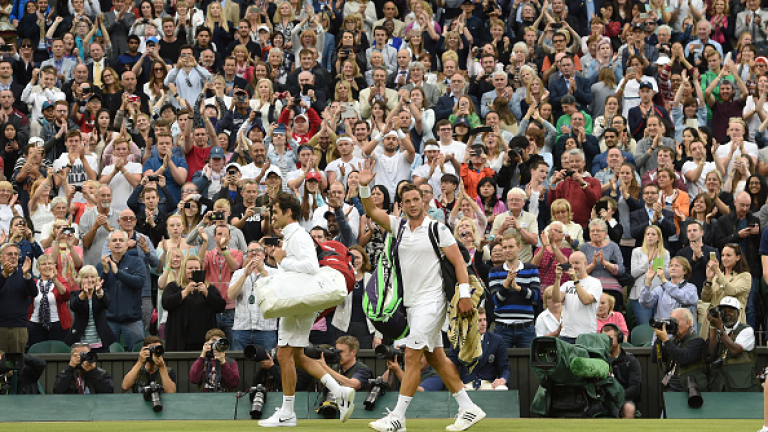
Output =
[
  {"x1": 364, "y1": 377, "x2": 389, "y2": 411},
  {"x1": 250, "y1": 384, "x2": 268, "y2": 419}
]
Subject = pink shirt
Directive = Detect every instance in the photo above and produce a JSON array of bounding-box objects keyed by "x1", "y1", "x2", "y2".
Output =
[
  {"x1": 596, "y1": 311, "x2": 629, "y2": 338},
  {"x1": 203, "y1": 249, "x2": 244, "y2": 309}
]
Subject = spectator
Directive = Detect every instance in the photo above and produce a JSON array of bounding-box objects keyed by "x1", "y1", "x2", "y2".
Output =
[
  {"x1": 548, "y1": 149, "x2": 601, "y2": 227},
  {"x1": 531, "y1": 221, "x2": 573, "y2": 290},
  {"x1": 121, "y1": 335, "x2": 177, "y2": 393},
  {"x1": 651, "y1": 308, "x2": 708, "y2": 392},
  {"x1": 705, "y1": 296, "x2": 759, "y2": 391},
  {"x1": 553, "y1": 251, "x2": 602, "y2": 344},
  {"x1": 66, "y1": 265, "x2": 116, "y2": 352},
  {"x1": 97, "y1": 230, "x2": 147, "y2": 351},
  {"x1": 640, "y1": 256, "x2": 699, "y2": 327},
  {"x1": 548, "y1": 54, "x2": 591, "y2": 119},
  {"x1": 26, "y1": 255, "x2": 71, "y2": 348},
  {"x1": 162, "y1": 254, "x2": 226, "y2": 351},
  {"x1": 627, "y1": 82, "x2": 670, "y2": 142},
  {"x1": 0, "y1": 243, "x2": 35, "y2": 353},
  {"x1": 489, "y1": 188, "x2": 538, "y2": 263},
  {"x1": 634, "y1": 116, "x2": 676, "y2": 177},
  {"x1": 79, "y1": 185, "x2": 120, "y2": 267},
  {"x1": 228, "y1": 241, "x2": 278, "y2": 351},
  {"x1": 189, "y1": 328, "x2": 240, "y2": 391},
  {"x1": 449, "y1": 307, "x2": 510, "y2": 391},
  {"x1": 601, "y1": 323, "x2": 642, "y2": 418},
  {"x1": 596, "y1": 293, "x2": 628, "y2": 339},
  {"x1": 581, "y1": 219, "x2": 625, "y2": 310},
  {"x1": 702, "y1": 243, "x2": 752, "y2": 336},
  {"x1": 630, "y1": 225, "x2": 672, "y2": 326},
  {"x1": 487, "y1": 234, "x2": 540, "y2": 349},
  {"x1": 53, "y1": 343, "x2": 114, "y2": 394},
  {"x1": 705, "y1": 63, "x2": 749, "y2": 144},
  {"x1": 316, "y1": 335, "x2": 373, "y2": 392},
  {"x1": 629, "y1": 183, "x2": 677, "y2": 250}
]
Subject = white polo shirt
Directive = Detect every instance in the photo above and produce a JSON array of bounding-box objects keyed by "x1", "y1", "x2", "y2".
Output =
[
  {"x1": 388, "y1": 216, "x2": 456, "y2": 307},
  {"x1": 559, "y1": 276, "x2": 603, "y2": 339}
]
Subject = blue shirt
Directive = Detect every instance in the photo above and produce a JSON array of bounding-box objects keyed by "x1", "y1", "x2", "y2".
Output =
[{"x1": 143, "y1": 156, "x2": 188, "y2": 203}]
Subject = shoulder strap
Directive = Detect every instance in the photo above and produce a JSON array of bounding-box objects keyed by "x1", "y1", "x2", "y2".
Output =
[{"x1": 427, "y1": 221, "x2": 442, "y2": 260}]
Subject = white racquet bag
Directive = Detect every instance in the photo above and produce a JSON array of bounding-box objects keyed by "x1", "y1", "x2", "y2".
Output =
[{"x1": 255, "y1": 266, "x2": 349, "y2": 319}]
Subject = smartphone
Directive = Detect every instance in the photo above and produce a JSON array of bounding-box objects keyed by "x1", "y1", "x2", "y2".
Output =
[
  {"x1": 210, "y1": 211, "x2": 225, "y2": 221},
  {"x1": 626, "y1": 67, "x2": 634, "y2": 76},
  {"x1": 652, "y1": 256, "x2": 664, "y2": 271},
  {"x1": 710, "y1": 251, "x2": 717, "y2": 261},
  {"x1": 253, "y1": 207, "x2": 264, "y2": 215},
  {"x1": 36, "y1": 140, "x2": 44, "y2": 147},
  {"x1": 341, "y1": 102, "x2": 356, "y2": 119},
  {"x1": 128, "y1": 94, "x2": 140, "y2": 103},
  {"x1": 264, "y1": 237, "x2": 281, "y2": 247},
  {"x1": 62, "y1": 227, "x2": 75, "y2": 235},
  {"x1": 560, "y1": 263, "x2": 572, "y2": 271},
  {"x1": 191, "y1": 270, "x2": 206, "y2": 284}
]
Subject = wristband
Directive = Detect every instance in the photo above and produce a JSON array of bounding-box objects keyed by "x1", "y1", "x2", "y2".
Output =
[
  {"x1": 396, "y1": 129, "x2": 406, "y2": 140},
  {"x1": 458, "y1": 283, "x2": 471, "y2": 299},
  {"x1": 359, "y1": 184, "x2": 372, "y2": 199}
]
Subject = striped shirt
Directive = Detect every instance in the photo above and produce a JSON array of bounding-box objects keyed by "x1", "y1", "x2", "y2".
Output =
[{"x1": 488, "y1": 261, "x2": 541, "y2": 324}]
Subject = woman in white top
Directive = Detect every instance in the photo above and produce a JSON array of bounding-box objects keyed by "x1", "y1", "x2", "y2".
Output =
[
  {"x1": 334, "y1": 80, "x2": 361, "y2": 121},
  {"x1": 535, "y1": 285, "x2": 562, "y2": 337},
  {"x1": 291, "y1": 13, "x2": 326, "y2": 60},
  {"x1": 251, "y1": 78, "x2": 283, "y2": 127},
  {"x1": 343, "y1": 0, "x2": 376, "y2": 36},
  {"x1": 28, "y1": 175, "x2": 55, "y2": 244},
  {"x1": 406, "y1": 87, "x2": 435, "y2": 142},
  {"x1": 27, "y1": 254, "x2": 71, "y2": 347},
  {"x1": 131, "y1": 0, "x2": 163, "y2": 38},
  {"x1": 157, "y1": 232, "x2": 189, "y2": 340},
  {"x1": 175, "y1": 0, "x2": 205, "y2": 43},
  {"x1": 629, "y1": 225, "x2": 670, "y2": 326}
]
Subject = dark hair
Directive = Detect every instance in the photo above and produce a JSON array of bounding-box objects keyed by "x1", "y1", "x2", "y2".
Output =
[
  {"x1": 310, "y1": 225, "x2": 329, "y2": 239},
  {"x1": 476, "y1": 177, "x2": 500, "y2": 211},
  {"x1": 723, "y1": 243, "x2": 750, "y2": 274},
  {"x1": 746, "y1": 174, "x2": 768, "y2": 211},
  {"x1": 143, "y1": 335, "x2": 162, "y2": 346},
  {"x1": 275, "y1": 193, "x2": 301, "y2": 222},
  {"x1": 196, "y1": 26, "x2": 211, "y2": 36},
  {"x1": 394, "y1": 179, "x2": 413, "y2": 204},
  {"x1": 372, "y1": 185, "x2": 391, "y2": 211}
]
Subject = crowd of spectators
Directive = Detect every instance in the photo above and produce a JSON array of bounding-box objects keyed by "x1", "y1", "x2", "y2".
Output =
[{"x1": 0, "y1": 0, "x2": 765, "y2": 404}]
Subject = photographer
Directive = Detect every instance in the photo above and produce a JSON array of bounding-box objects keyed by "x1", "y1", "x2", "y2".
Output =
[
  {"x1": 652, "y1": 308, "x2": 708, "y2": 392},
  {"x1": 601, "y1": 324, "x2": 642, "y2": 418},
  {"x1": 316, "y1": 336, "x2": 372, "y2": 392},
  {"x1": 382, "y1": 350, "x2": 445, "y2": 392},
  {"x1": 53, "y1": 343, "x2": 114, "y2": 394},
  {"x1": 189, "y1": 329, "x2": 240, "y2": 392},
  {"x1": 705, "y1": 297, "x2": 759, "y2": 392},
  {"x1": 0, "y1": 351, "x2": 46, "y2": 395},
  {"x1": 121, "y1": 336, "x2": 177, "y2": 394}
]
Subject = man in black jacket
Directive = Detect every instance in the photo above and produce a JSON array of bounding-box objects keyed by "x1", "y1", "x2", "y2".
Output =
[
  {"x1": 53, "y1": 344, "x2": 114, "y2": 394},
  {"x1": 676, "y1": 222, "x2": 719, "y2": 298},
  {"x1": 0, "y1": 243, "x2": 36, "y2": 353},
  {"x1": 629, "y1": 184, "x2": 676, "y2": 248},
  {"x1": 0, "y1": 351, "x2": 46, "y2": 394},
  {"x1": 714, "y1": 191, "x2": 761, "y2": 280},
  {"x1": 651, "y1": 308, "x2": 708, "y2": 392},
  {"x1": 601, "y1": 324, "x2": 641, "y2": 418}
]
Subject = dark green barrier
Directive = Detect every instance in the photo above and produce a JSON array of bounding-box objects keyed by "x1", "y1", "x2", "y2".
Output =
[{"x1": 664, "y1": 392, "x2": 763, "y2": 419}]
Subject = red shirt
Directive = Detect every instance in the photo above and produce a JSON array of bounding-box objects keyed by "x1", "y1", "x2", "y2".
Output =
[
  {"x1": 185, "y1": 145, "x2": 212, "y2": 182},
  {"x1": 203, "y1": 248, "x2": 244, "y2": 309}
]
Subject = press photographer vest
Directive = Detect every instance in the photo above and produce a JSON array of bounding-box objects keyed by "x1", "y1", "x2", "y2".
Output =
[
  {"x1": 674, "y1": 332, "x2": 708, "y2": 391},
  {"x1": 710, "y1": 323, "x2": 759, "y2": 391}
]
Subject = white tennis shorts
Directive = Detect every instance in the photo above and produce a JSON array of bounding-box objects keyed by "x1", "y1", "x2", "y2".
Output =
[
  {"x1": 405, "y1": 301, "x2": 446, "y2": 352},
  {"x1": 277, "y1": 312, "x2": 318, "y2": 347}
]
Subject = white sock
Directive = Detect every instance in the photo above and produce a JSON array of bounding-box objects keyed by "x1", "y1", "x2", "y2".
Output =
[
  {"x1": 281, "y1": 395, "x2": 295, "y2": 414},
  {"x1": 392, "y1": 395, "x2": 412, "y2": 419},
  {"x1": 453, "y1": 389, "x2": 473, "y2": 410},
  {"x1": 321, "y1": 373, "x2": 342, "y2": 395}
]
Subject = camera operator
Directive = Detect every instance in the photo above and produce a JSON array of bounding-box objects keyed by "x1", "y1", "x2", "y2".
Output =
[
  {"x1": 601, "y1": 324, "x2": 641, "y2": 418},
  {"x1": 0, "y1": 350, "x2": 46, "y2": 395},
  {"x1": 53, "y1": 343, "x2": 114, "y2": 394},
  {"x1": 250, "y1": 349, "x2": 282, "y2": 391},
  {"x1": 189, "y1": 329, "x2": 240, "y2": 392},
  {"x1": 121, "y1": 336, "x2": 177, "y2": 394},
  {"x1": 449, "y1": 308, "x2": 510, "y2": 391},
  {"x1": 382, "y1": 349, "x2": 445, "y2": 392},
  {"x1": 705, "y1": 297, "x2": 759, "y2": 392},
  {"x1": 651, "y1": 308, "x2": 708, "y2": 392},
  {"x1": 316, "y1": 336, "x2": 373, "y2": 392}
]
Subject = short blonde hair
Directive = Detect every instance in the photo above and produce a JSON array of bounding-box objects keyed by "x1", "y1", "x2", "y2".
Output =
[
  {"x1": 601, "y1": 292, "x2": 615, "y2": 311},
  {"x1": 77, "y1": 265, "x2": 98, "y2": 283},
  {"x1": 213, "y1": 198, "x2": 231, "y2": 211}
]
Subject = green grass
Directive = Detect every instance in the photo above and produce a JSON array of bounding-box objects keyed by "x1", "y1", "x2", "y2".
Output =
[{"x1": 3, "y1": 419, "x2": 764, "y2": 432}]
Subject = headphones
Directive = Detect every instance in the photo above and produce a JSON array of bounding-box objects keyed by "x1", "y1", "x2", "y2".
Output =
[{"x1": 602, "y1": 323, "x2": 624, "y2": 344}]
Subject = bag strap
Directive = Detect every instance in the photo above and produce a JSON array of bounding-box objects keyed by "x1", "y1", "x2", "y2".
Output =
[
  {"x1": 427, "y1": 221, "x2": 443, "y2": 261},
  {"x1": 391, "y1": 218, "x2": 408, "y2": 285}
]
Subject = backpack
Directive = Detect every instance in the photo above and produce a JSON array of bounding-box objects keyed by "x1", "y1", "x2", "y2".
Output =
[
  {"x1": 363, "y1": 219, "x2": 410, "y2": 340},
  {"x1": 314, "y1": 239, "x2": 355, "y2": 320},
  {"x1": 427, "y1": 221, "x2": 471, "y2": 299}
]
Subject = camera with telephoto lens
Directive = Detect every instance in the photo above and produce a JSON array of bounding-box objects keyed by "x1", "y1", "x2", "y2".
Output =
[
  {"x1": 146, "y1": 345, "x2": 164, "y2": 363},
  {"x1": 243, "y1": 384, "x2": 268, "y2": 419},
  {"x1": 205, "y1": 338, "x2": 230, "y2": 359},
  {"x1": 650, "y1": 317, "x2": 678, "y2": 335},
  {"x1": 139, "y1": 383, "x2": 165, "y2": 412},
  {"x1": 303, "y1": 345, "x2": 341, "y2": 363},
  {"x1": 79, "y1": 351, "x2": 98, "y2": 365},
  {"x1": 315, "y1": 388, "x2": 339, "y2": 419},
  {"x1": 364, "y1": 376, "x2": 389, "y2": 411},
  {"x1": 244, "y1": 344, "x2": 277, "y2": 363},
  {"x1": 375, "y1": 344, "x2": 404, "y2": 362}
]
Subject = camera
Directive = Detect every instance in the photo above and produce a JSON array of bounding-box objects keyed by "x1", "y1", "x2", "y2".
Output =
[
  {"x1": 340, "y1": 48, "x2": 353, "y2": 57},
  {"x1": 139, "y1": 383, "x2": 164, "y2": 412},
  {"x1": 531, "y1": 338, "x2": 558, "y2": 370},
  {"x1": 709, "y1": 307, "x2": 723, "y2": 319},
  {"x1": 191, "y1": 269, "x2": 206, "y2": 284},
  {"x1": 184, "y1": 202, "x2": 192, "y2": 209},
  {"x1": 62, "y1": 227, "x2": 75, "y2": 235},
  {"x1": 148, "y1": 175, "x2": 159, "y2": 182},
  {"x1": 304, "y1": 345, "x2": 341, "y2": 363},
  {"x1": 364, "y1": 377, "x2": 389, "y2": 411},
  {"x1": 315, "y1": 389, "x2": 339, "y2": 419},
  {"x1": 128, "y1": 94, "x2": 140, "y2": 103},
  {"x1": 559, "y1": 263, "x2": 571, "y2": 271},
  {"x1": 275, "y1": 92, "x2": 287, "y2": 99},
  {"x1": 374, "y1": 344, "x2": 404, "y2": 362},
  {"x1": 227, "y1": 169, "x2": 239, "y2": 176},
  {"x1": 74, "y1": 185, "x2": 83, "y2": 192},
  {"x1": 293, "y1": 96, "x2": 303, "y2": 105},
  {"x1": 247, "y1": 384, "x2": 268, "y2": 419},
  {"x1": 650, "y1": 317, "x2": 678, "y2": 335},
  {"x1": 206, "y1": 338, "x2": 230, "y2": 359},
  {"x1": 146, "y1": 345, "x2": 164, "y2": 363},
  {"x1": 243, "y1": 344, "x2": 277, "y2": 363},
  {"x1": 264, "y1": 237, "x2": 281, "y2": 247},
  {"x1": 551, "y1": 23, "x2": 562, "y2": 29},
  {"x1": 508, "y1": 148, "x2": 521, "y2": 161},
  {"x1": 79, "y1": 351, "x2": 98, "y2": 364},
  {"x1": 564, "y1": 170, "x2": 575, "y2": 177},
  {"x1": 210, "y1": 211, "x2": 225, "y2": 221}
]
